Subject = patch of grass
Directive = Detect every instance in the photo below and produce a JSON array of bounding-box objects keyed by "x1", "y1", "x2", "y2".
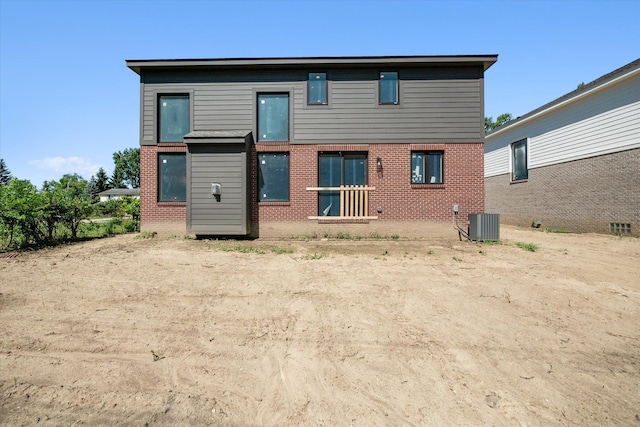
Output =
[
  {"x1": 335, "y1": 231, "x2": 352, "y2": 240},
  {"x1": 304, "y1": 253, "x2": 326, "y2": 260},
  {"x1": 479, "y1": 250, "x2": 487, "y2": 256},
  {"x1": 151, "y1": 350, "x2": 165, "y2": 361},
  {"x1": 135, "y1": 231, "x2": 157, "y2": 239},
  {"x1": 427, "y1": 249, "x2": 435, "y2": 255},
  {"x1": 217, "y1": 245, "x2": 266, "y2": 255},
  {"x1": 453, "y1": 256, "x2": 462, "y2": 262},
  {"x1": 515, "y1": 242, "x2": 539, "y2": 252},
  {"x1": 270, "y1": 246, "x2": 294, "y2": 255}
]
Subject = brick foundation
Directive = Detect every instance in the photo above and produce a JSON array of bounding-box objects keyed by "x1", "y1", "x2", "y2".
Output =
[
  {"x1": 485, "y1": 148, "x2": 639, "y2": 235},
  {"x1": 142, "y1": 142, "x2": 485, "y2": 237}
]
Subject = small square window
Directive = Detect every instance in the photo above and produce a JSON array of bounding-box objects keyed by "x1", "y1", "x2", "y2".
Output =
[
  {"x1": 512, "y1": 139, "x2": 528, "y2": 181},
  {"x1": 308, "y1": 73, "x2": 327, "y2": 105},
  {"x1": 158, "y1": 95, "x2": 189, "y2": 142},
  {"x1": 158, "y1": 153, "x2": 186, "y2": 202},
  {"x1": 258, "y1": 93, "x2": 289, "y2": 142},
  {"x1": 259, "y1": 153, "x2": 289, "y2": 202},
  {"x1": 379, "y1": 72, "x2": 398, "y2": 104},
  {"x1": 411, "y1": 152, "x2": 443, "y2": 184}
]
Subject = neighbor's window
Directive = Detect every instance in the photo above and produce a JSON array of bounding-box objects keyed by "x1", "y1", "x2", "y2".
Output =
[
  {"x1": 159, "y1": 95, "x2": 189, "y2": 142},
  {"x1": 308, "y1": 73, "x2": 327, "y2": 105},
  {"x1": 318, "y1": 153, "x2": 367, "y2": 216},
  {"x1": 411, "y1": 152, "x2": 443, "y2": 184},
  {"x1": 258, "y1": 93, "x2": 289, "y2": 141},
  {"x1": 158, "y1": 153, "x2": 186, "y2": 202},
  {"x1": 512, "y1": 139, "x2": 528, "y2": 181},
  {"x1": 258, "y1": 153, "x2": 290, "y2": 202},
  {"x1": 379, "y1": 72, "x2": 398, "y2": 104}
]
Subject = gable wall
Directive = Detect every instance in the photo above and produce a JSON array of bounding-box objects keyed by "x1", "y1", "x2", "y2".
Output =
[{"x1": 485, "y1": 72, "x2": 640, "y2": 177}]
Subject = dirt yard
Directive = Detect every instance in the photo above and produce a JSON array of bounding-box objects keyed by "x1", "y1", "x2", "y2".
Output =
[{"x1": 0, "y1": 225, "x2": 638, "y2": 426}]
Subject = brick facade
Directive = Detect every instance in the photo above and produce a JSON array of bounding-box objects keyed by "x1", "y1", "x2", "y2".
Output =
[
  {"x1": 485, "y1": 148, "x2": 639, "y2": 235},
  {"x1": 142, "y1": 142, "x2": 485, "y2": 237}
]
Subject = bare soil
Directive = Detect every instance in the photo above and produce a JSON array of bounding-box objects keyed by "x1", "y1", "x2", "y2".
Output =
[{"x1": 1, "y1": 225, "x2": 638, "y2": 426}]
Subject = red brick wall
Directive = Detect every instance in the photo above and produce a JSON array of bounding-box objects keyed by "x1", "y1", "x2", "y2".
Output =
[
  {"x1": 140, "y1": 144, "x2": 187, "y2": 235},
  {"x1": 141, "y1": 142, "x2": 485, "y2": 236}
]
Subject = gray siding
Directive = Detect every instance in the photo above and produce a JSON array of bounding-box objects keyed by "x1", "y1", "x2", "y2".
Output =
[
  {"x1": 141, "y1": 66, "x2": 484, "y2": 145},
  {"x1": 187, "y1": 145, "x2": 248, "y2": 235}
]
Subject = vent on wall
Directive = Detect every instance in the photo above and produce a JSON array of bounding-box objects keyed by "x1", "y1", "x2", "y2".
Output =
[
  {"x1": 468, "y1": 213, "x2": 500, "y2": 241},
  {"x1": 609, "y1": 223, "x2": 631, "y2": 235}
]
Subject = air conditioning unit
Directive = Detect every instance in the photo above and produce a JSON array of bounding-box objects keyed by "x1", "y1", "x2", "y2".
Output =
[{"x1": 468, "y1": 213, "x2": 500, "y2": 241}]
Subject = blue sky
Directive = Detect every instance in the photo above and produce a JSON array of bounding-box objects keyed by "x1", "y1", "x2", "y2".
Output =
[{"x1": 1, "y1": 0, "x2": 638, "y2": 187}]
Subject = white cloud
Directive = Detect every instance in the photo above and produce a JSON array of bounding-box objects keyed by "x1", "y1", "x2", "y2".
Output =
[{"x1": 28, "y1": 156, "x2": 104, "y2": 180}]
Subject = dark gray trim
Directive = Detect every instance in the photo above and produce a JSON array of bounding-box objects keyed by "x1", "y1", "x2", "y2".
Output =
[{"x1": 126, "y1": 55, "x2": 499, "y2": 74}]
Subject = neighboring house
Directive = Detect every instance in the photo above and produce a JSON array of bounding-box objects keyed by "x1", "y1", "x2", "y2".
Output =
[
  {"x1": 126, "y1": 55, "x2": 498, "y2": 237},
  {"x1": 485, "y1": 58, "x2": 639, "y2": 236},
  {"x1": 98, "y1": 188, "x2": 140, "y2": 202}
]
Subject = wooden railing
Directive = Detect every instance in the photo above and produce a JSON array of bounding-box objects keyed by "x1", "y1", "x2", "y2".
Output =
[{"x1": 306, "y1": 185, "x2": 377, "y2": 219}]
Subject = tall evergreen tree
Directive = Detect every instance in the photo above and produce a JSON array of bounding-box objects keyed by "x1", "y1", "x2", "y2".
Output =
[
  {"x1": 95, "y1": 167, "x2": 111, "y2": 192},
  {"x1": 0, "y1": 158, "x2": 12, "y2": 186}
]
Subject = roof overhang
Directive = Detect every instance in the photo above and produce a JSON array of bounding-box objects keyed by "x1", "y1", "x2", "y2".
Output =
[
  {"x1": 184, "y1": 130, "x2": 253, "y2": 145},
  {"x1": 127, "y1": 55, "x2": 498, "y2": 75}
]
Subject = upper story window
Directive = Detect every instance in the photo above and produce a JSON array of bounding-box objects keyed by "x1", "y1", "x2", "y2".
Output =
[
  {"x1": 158, "y1": 153, "x2": 186, "y2": 202},
  {"x1": 411, "y1": 152, "x2": 443, "y2": 184},
  {"x1": 379, "y1": 72, "x2": 398, "y2": 104},
  {"x1": 512, "y1": 139, "x2": 528, "y2": 181},
  {"x1": 258, "y1": 93, "x2": 289, "y2": 142},
  {"x1": 307, "y1": 73, "x2": 327, "y2": 105},
  {"x1": 159, "y1": 95, "x2": 189, "y2": 143}
]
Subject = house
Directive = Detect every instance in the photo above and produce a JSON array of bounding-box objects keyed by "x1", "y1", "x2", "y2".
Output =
[
  {"x1": 98, "y1": 188, "x2": 140, "y2": 202},
  {"x1": 485, "y1": 58, "x2": 639, "y2": 236},
  {"x1": 126, "y1": 55, "x2": 498, "y2": 237}
]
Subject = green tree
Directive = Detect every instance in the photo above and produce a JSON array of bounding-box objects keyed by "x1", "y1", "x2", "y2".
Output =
[
  {"x1": 485, "y1": 113, "x2": 513, "y2": 133},
  {"x1": 47, "y1": 174, "x2": 94, "y2": 239},
  {"x1": 0, "y1": 158, "x2": 12, "y2": 186},
  {"x1": 0, "y1": 179, "x2": 44, "y2": 246},
  {"x1": 112, "y1": 148, "x2": 140, "y2": 188},
  {"x1": 95, "y1": 167, "x2": 111, "y2": 192}
]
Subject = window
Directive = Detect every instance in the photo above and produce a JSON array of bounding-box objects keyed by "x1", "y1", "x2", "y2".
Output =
[
  {"x1": 159, "y1": 95, "x2": 189, "y2": 142},
  {"x1": 158, "y1": 153, "x2": 186, "y2": 202},
  {"x1": 379, "y1": 72, "x2": 398, "y2": 104},
  {"x1": 411, "y1": 152, "x2": 443, "y2": 184},
  {"x1": 258, "y1": 153, "x2": 289, "y2": 202},
  {"x1": 307, "y1": 73, "x2": 327, "y2": 105},
  {"x1": 258, "y1": 93, "x2": 289, "y2": 141},
  {"x1": 318, "y1": 153, "x2": 367, "y2": 216},
  {"x1": 512, "y1": 139, "x2": 528, "y2": 181}
]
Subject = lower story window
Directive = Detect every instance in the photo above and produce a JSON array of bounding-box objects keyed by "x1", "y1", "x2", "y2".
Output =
[
  {"x1": 159, "y1": 153, "x2": 186, "y2": 202},
  {"x1": 318, "y1": 153, "x2": 367, "y2": 216},
  {"x1": 411, "y1": 152, "x2": 443, "y2": 184},
  {"x1": 259, "y1": 153, "x2": 289, "y2": 202},
  {"x1": 512, "y1": 139, "x2": 528, "y2": 181}
]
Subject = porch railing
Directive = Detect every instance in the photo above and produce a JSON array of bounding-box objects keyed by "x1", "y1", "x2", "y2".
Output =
[{"x1": 306, "y1": 185, "x2": 377, "y2": 219}]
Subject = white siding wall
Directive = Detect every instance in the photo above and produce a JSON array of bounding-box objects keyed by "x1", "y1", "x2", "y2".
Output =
[{"x1": 485, "y1": 72, "x2": 640, "y2": 177}]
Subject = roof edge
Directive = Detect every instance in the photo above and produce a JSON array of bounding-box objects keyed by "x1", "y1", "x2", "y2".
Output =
[
  {"x1": 126, "y1": 54, "x2": 498, "y2": 74},
  {"x1": 487, "y1": 57, "x2": 640, "y2": 138}
]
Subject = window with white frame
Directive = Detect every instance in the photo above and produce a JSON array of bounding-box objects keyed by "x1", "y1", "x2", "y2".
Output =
[{"x1": 512, "y1": 139, "x2": 528, "y2": 181}]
